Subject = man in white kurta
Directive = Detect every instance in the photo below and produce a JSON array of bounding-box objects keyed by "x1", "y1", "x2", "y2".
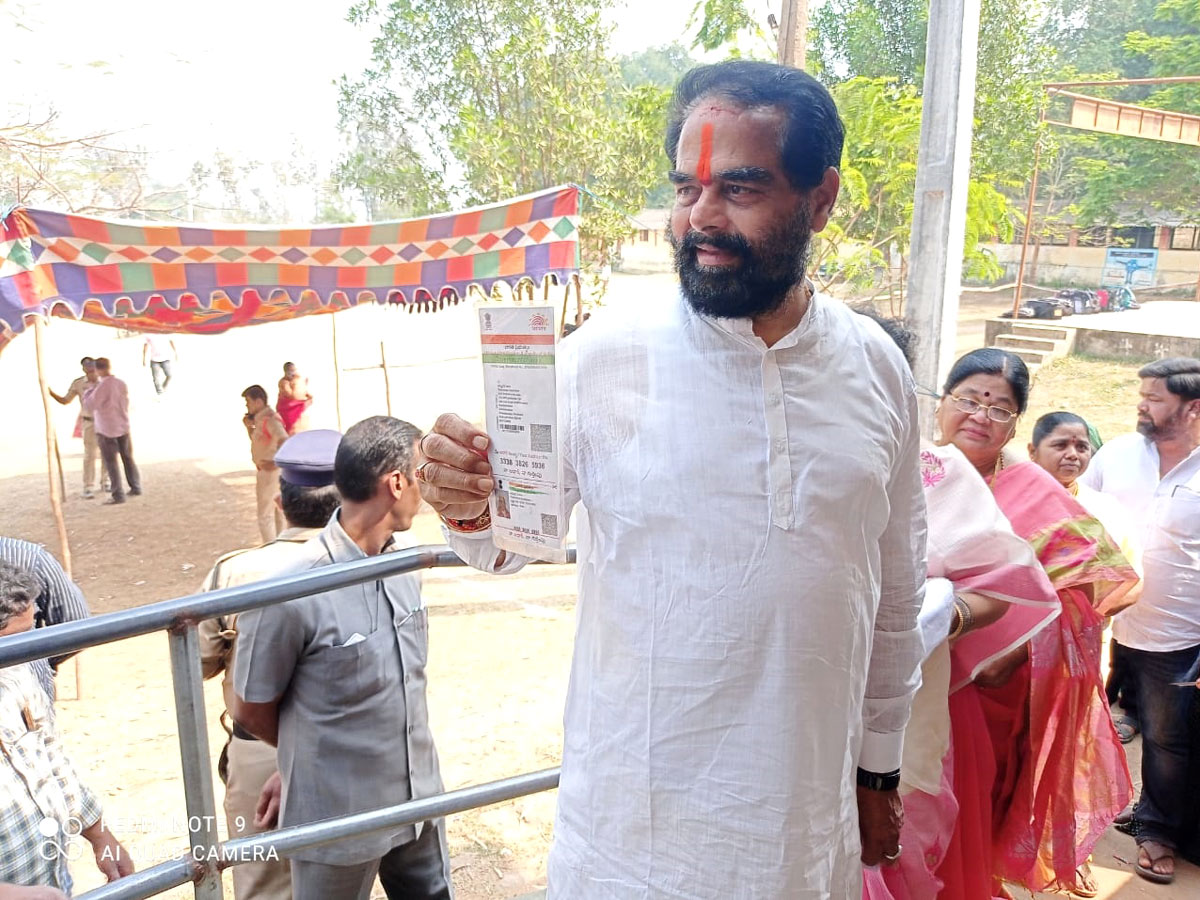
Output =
[{"x1": 422, "y1": 60, "x2": 927, "y2": 898}]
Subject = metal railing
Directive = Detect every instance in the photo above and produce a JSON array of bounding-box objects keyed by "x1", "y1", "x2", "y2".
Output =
[{"x1": 0, "y1": 544, "x2": 575, "y2": 899}]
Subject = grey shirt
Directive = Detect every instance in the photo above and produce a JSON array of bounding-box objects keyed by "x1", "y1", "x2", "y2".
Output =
[{"x1": 232, "y1": 513, "x2": 442, "y2": 865}]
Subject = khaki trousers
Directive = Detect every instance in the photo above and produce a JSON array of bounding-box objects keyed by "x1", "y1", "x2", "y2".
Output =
[
  {"x1": 224, "y1": 736, "x2": 291, "y2": 900},
  {"x1": 255, "y1": 468, "x2": 284, "y2": 543},
  {"x1": 81, "y1": 417, "x2": 99, "y2": 492}
]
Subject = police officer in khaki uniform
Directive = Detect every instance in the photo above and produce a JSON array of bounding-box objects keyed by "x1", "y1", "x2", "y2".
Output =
[
  {"x1": 242, "y1": 384, "x2": 290, "y2": 542},
  {"x1": 198, "y1": 429, "x2": 343, "y2": 900},
  {"x1": 50, "y1": 357, "x2": 107, "y2": 498},
  {"x1": 233, "y1": 416, "x2": 451, "y2": 900}
]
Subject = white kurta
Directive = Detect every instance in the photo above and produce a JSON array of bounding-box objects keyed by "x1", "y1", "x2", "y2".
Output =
[{"x1": 449, "y1": 291, "x2": 926, "y2": 898}]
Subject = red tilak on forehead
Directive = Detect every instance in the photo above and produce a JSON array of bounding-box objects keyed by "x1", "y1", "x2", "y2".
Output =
[{"x1": 696, "y1": 122, "x2": 714, "y2": 186}]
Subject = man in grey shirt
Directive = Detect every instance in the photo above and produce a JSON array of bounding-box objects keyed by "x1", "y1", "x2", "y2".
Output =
[{"x1": 233, "y1": 416, "x2": 450, "y2": 900}]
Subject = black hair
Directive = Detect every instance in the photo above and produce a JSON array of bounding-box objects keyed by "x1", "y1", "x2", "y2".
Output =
[
  {"x1": 279, "y1": 480, "x2": 341, "y2": 529},
  {"x1": 943, "y1": 349, "x2": 1031, "y2": 415},
  {"x1": 851, "y1": 304, "x2": 917, "y2": 369},
  {"x1": 665, "y1": 60, "x2": 845, "y2": 191},
  {"x1": 335, "y1": 416, "x2": 423, "y2": 503},
  {"x1": 80, "y1": 356, "x2": 95, "y2": 366},
  {"x1": 241, "y1": 384, "x2": 268, "y2": 404},
  {"x1": 0, "y1": 561, "x2": 39, "y2": 632},
  {"x1": 1138, "y1": 357, "x2": 1200, "y2": 402},
  {"x1": 1032, "y1": 411, "x2": 1090, "y2": 447},
  {"x1": 283, "y1": 361, "x2": 295, "y2": 371}
]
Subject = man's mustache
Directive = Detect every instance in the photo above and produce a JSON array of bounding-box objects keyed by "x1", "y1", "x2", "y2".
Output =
[{"x1": 678, "y1": 230, "x2": 751, "y2": 258}]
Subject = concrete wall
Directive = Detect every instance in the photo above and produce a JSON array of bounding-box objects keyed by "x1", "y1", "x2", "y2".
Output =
[
  {"x1": 983, "y1": 243, "x2": 1200, "y2": 289},
  {"x1": 985, "y1": 318, "x2": 1200, "y2": 360}
]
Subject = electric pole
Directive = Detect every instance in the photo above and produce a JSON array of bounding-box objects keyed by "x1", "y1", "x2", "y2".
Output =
[
  {"x1": 904, "y1": 0, "x2": 982, "y2": 436},
  {"x1": 776, "y1": 0, "x2": 808, "y2": 69}
]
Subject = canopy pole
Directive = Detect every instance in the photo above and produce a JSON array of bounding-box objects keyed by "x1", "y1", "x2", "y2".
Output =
[
  {"x1": 380, "y1": 342, "x2": 393, "y2": 417},
  {"x1": 558, "y1": 280, "x2": 570, "y2": 335},
  {"x1": 331, "y1": 315, "x2": 343, "y2": 432},
  {"x1": 33, "y1": 317, "x2": 81, "y2": 698},
  {"x1": 53, "y1": 433, "x2": 66, "y2": 499},
  {"x1": 33, "y1": 318, "x2": 73, "y2": 577}
]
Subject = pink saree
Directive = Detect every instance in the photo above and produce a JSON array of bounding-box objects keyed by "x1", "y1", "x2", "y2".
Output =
[
  {"x1": 276, "y1": 379, "x2": 311, "y2": 435},
  {"x1": 980, "y1": 461, "x2": 1137, "y2": 893},
  {"x1": 864, "y1": 446, "x2": 1059, "y2": 900}
]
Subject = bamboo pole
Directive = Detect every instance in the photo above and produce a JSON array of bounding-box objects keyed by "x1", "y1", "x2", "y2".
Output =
[
  {"x1": 33, "y1": 318, "x2": 81, "y2": 699},
  {"x1": 380, "y1": 342, "x2": 393, "y2": 417},
  {"x1": 53, "y1": 432, "x2": 66, "y2": 500},
  {"x1": 33, "y1": 318, "x2": 72, "y2": 575},
  {"x1": 558, "y1": 281, "x2": 570, "y2": 335},
  {"x1": 331, "y1": 315, "x2": 342, "y2": 431}
]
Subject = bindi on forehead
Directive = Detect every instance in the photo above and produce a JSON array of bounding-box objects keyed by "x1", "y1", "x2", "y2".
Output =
[{"x1": 696, "y1": 123, "x2": 714, "y2": 186}]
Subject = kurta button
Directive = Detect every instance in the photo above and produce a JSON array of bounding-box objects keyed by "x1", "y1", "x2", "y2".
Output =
[{"x1": 408, "y1": 724, "x2": 414, "y2": 734}]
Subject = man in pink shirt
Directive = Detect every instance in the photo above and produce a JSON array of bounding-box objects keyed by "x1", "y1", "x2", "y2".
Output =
[{"x1": 85, "y1": 358, "x2": 142, "y2": 505}]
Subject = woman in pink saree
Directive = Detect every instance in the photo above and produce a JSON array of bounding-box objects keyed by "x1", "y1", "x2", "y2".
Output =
[
  {"x1": 935, "y1": 348, "x2": 1138, "y2": 897},
  {"x1": 276, "y1": 361, "x2": 313, "y2": 435},
  {"x1": 853, "y1": 315, "x2": 1059, "y2": 900},
  {"x1": 862, "y1": 439, "x2": 1059, "y2": 900}
]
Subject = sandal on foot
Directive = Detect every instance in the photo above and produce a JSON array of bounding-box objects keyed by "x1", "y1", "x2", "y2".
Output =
[
  {"x1": 1071, "y1": 859, "x2": 1099, "y2": 897},
  {"x1": 1136, "y1": 840, "x2": 1175, "y2": 885},
  {"x1": 1114, "y1": 715, "x2": 1139, "y2": 743}
]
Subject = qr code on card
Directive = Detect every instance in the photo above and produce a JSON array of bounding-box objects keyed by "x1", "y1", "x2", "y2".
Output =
[
  {"x1": 540, "y1": 514, "x2": 558, "y2": 537},
  {"x1": 531, "y1": 424, "x2": 552, "y2": 452}
]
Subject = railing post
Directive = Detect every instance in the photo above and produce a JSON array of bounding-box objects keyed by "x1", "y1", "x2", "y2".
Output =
[{"x1": 167, "y1": 623, "x2": 223, "y2": 899}]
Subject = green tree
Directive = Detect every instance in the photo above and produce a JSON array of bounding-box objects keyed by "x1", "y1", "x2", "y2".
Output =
[
  {"x1": 688, "y1": 0, "x2": 774, "y2": 56},
  {"x1": 812, "y1": 78, "x2": 1012, "y2": 307},
  {"x1": 810, "y1": 0, "x2": 926, "y2": 83},
  {"x1": 1065, "y1": 0, "x2": 1200, "y2": 224},
  {"x1": 620, "y1": 42, "x2": 698, "y2": 88},
  {"x1": 338, "y1": 0, "x2": 670, "y2": 270}
]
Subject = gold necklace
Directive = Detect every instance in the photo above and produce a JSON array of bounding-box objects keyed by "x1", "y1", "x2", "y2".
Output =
[{"x1": 988, "y1": 452, "x2": 1006, "y2": 486}]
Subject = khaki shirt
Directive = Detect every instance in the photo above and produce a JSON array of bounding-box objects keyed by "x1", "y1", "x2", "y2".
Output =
[
  {"x1": 246, "y1": 407, "x2": 288, "y2": 467},
  {"x1": 63, "y1": 375, "x2": 99, "y2": 415},
  {"x1": 197, "y1": 528, "x2": 323, "y2": 716},
  {"x1": 232, "y1": 513, "x2": 442, "y2": 865}
]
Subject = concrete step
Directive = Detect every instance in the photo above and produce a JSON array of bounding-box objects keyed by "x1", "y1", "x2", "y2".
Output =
[
  {"x1": 1008, "y1": 324, "x2": 1070, "y2": 341},
  {"x1": 1012, "y1": 349, "x2": 1048, "y2": 367},
  {"x1": 994, "y1": 335, "x2": 1062, "y2": 353}
]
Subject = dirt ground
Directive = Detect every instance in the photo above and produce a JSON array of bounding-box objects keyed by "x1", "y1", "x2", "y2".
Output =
[{"x1": 0, "y1": 276, "x2": 1195, "y2": 897}]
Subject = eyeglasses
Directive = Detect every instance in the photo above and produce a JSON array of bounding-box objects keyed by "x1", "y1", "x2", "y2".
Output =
[{"x1": 948, "y1": 394, "x2": 1018, "y2": 424}]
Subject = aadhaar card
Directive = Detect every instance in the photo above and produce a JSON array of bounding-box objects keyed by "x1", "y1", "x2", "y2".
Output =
[{"x1": 478, "y1": 304, "x2": 568, "y2": 563}]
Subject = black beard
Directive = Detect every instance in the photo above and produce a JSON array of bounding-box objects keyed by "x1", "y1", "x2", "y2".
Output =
[
  {"x1": 669, "y1": 208, "x2": 812, "y2": 319},
  {"x1": 1137, "y1": 407, "x2": 1183, "y2": 439}
]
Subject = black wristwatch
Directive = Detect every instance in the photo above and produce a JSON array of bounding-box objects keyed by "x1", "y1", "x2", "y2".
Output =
[{"x1": 856, "y1": 767, "x2": 901, "y2": 791}]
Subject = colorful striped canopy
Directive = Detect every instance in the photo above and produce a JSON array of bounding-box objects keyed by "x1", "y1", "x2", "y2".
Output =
[{"x1": 0, "y1": 185, "x2": 580, "y2": 348}]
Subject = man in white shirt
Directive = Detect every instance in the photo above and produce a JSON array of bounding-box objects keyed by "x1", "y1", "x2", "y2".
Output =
[
  {"x1": 417, "y1": 61, "x2": 926, "y2": 898},
  {"x1": 141, "y1": 333, "x2": 178, "y2": 395},
  {"x1": 1080, "y1": 357, "x2": 1200, "y2": 885}
]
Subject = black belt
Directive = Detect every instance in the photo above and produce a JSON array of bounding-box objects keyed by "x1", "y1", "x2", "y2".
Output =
[{"x1": 231, "y1": 722, "x2": 259, "y2": 742}]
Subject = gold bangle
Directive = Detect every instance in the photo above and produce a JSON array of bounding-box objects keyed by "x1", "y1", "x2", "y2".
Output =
[
  {"x1": 440, "y1": 508, "x2": 492, "y2": 534},
  {"x1": 951, "y1": 596, "x2": 974, "y2": 638},
  {"x1": 949, "y1": 606, "x2": 965, "y2": 640}
]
